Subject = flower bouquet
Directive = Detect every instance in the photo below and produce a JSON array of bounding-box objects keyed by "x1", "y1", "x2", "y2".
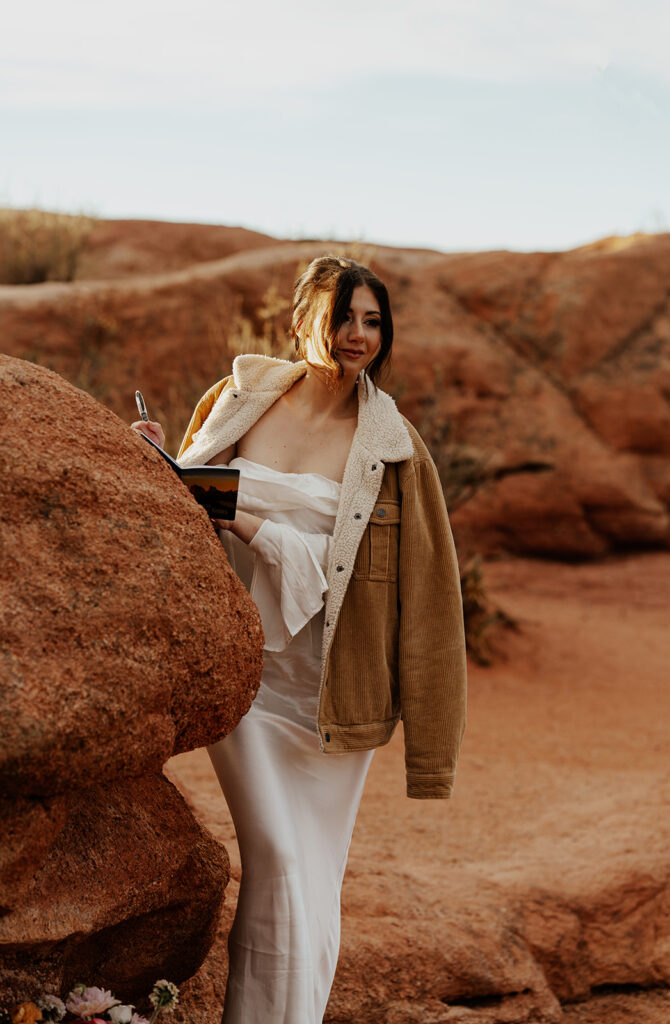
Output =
[{"x1": 2, "y1": 980, "x2": 179, "y2": 1024}]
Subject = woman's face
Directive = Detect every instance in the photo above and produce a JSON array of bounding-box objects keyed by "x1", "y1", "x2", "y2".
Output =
[{"x1": 332, "y1": 284, "x2": 382, "y2": 375}]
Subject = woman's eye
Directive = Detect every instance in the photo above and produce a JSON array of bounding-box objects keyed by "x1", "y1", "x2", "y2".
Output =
[{"x1": 366, "y1": 319, "x2": 381, "y2": 328}]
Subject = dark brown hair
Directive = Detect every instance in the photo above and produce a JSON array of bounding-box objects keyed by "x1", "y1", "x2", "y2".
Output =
[{"x1": 291, "y1": 255, "x2": 393, "y2": 388}]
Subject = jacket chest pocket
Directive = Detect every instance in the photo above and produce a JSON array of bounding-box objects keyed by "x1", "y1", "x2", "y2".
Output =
[{"x1": 352, "y1": 500, "x2": 401, "y2": 582}]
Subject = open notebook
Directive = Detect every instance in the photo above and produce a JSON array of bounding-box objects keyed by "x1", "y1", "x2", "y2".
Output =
[{"x1": 139, "y1": 433, "x2": 239, "y2": 520}]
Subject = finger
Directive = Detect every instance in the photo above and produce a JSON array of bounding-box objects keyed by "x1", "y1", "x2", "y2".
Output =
[
  {"x1": 211, "y1": 518, "x2": 233, "y2": 531},
  {"x1": 131, "y1": 421, "x2": 161, "y2": 443},
  {"x1": 148, "y1": 422, "x2": 165, "y2": 445}
]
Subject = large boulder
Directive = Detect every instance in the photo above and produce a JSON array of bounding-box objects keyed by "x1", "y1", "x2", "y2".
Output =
[
  {"x1": 0, "y1": 794, "x2": 70, "y2": 913},
  {"x1": 0, "y1": 355, "x2": 262, "y2": 1003},
  {"x1": 0, "y1": 355, "x2": 263, "y2": 797},
  {"x1": 0, "y1": 773, "x2": 228, "y2": 1005}
]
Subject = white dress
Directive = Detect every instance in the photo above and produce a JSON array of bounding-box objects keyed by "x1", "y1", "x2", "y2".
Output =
[{"x1": 206, "y1": 457, "x2": 374, "y2": 1024}]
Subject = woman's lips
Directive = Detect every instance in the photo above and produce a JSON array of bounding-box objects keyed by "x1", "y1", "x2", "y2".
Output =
[{"x1": 338, "y1": 350, "x2": 364, "y2": 358}]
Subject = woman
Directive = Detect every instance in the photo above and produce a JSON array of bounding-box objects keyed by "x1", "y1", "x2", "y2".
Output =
[{"x1": 132, "y1": 255, "x2": 467, "y2": 1024}]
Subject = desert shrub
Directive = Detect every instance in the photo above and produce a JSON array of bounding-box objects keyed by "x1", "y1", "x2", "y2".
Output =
[
  {"x1": 460, "y1": 555, "x2": 517, "y2": 664},
  {"x1": 414, "y1": 391, "x2": 492, "y2": 510},
  {"x1": 0, "y1": 208, "x2": 93, "y2": 284},
  {"x1": 414, "y1": 390, "x2": 518, "y2": 662}
]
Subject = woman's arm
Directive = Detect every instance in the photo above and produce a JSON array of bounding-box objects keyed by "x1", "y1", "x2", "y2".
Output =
[
  {"x1": 397, "y1": 451, "x2": 467, "y2": 799},
  {"x1": 213, "y1": 510, "x2": 263, "y2": 544},
  {"x1": 205, "y1": 441, "x2": 237, "y2": 467},
  {"x1": 206, "y1": 441, "x2": 265, "y2": 541},
  {"x1": 242, "y1": 521, "x2": 331, "y2": 651}
]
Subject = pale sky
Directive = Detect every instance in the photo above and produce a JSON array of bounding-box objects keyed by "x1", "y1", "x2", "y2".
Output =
[{"x1": 2, "y1": 0, "x2": 669, "y2": 251}]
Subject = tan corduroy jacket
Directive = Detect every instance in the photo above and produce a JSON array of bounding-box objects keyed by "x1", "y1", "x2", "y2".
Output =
[{"x1": 178, "y1": 354, "x2": 467, "y2": 799}]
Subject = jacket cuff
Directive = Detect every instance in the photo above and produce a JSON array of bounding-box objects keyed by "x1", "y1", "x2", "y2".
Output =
[{"x1": 406, "y1": 771, "x2": 455, "y2": 800}]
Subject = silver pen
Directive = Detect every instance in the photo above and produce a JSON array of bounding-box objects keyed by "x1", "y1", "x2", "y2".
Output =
[{"x1": 135, "y1": 390, "x2": 149, "y2": 422}]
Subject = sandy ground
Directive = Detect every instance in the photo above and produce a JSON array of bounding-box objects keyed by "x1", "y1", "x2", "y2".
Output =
[{"x1": 166, "y1": 552, "x2": 670, "y2": 1023}]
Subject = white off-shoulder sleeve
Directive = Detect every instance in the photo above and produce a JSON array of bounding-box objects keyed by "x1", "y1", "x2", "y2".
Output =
[{"x1": 247, "y1": 519, "x2": 332, "y2": 652}]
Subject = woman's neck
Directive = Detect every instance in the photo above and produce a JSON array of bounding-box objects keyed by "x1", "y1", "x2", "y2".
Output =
[{"x1": 286, "y1": 364, "x2": 359, "y2": 422}]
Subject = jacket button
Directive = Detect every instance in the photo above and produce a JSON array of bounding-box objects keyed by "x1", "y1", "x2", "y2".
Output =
[
  {"x1": 376, "y1": 507, "x2": 387, "y2": 518},
  {"x1": 354, "y1": 512, "x2": 362, "y2": 519},
  {"x1": 232, "y1": 393, "x2": 238, "y2": 397},
  {"x1": 326, "y1": 620, "x2": 330, "y2": 627},
  {"x1": 371, "y1": 463, "x2": 377, "y2": 470},
  {"x1": 336, "y1": 565, "x2": 344, "y2": 572},
  {"x1": 325, "y1": 732, "x2": 331, "y2": 742}
]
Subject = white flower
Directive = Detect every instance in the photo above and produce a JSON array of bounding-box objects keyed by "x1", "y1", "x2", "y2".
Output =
[
  {"x1": 35, "y1": 995, "x2": 66, "y2": 1022},
  {"x1": 108, "y1": 1006, "x2": 135, "y2": 1024},
  {"x1": 148, "y1": 980, "x2": 179, "y2": 1013}
]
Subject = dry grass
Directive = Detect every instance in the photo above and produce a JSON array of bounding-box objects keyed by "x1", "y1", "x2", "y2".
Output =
[
  {"x1": 0, "y1": 208, "x2": 93, "y2": 284},
  {"x1": 460, "y1": 555, "x2": 518, "y2": 664},
  {"x1": 225, "y1": 283, "x2": 295, "y2": 361}
]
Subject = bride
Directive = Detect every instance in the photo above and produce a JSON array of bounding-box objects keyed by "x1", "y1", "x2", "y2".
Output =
[{"x1": 132, "y1": 254, "x2": 467, "y2": 1024}]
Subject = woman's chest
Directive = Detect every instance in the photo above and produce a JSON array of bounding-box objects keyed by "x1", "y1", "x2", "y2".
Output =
[{"x1": 236, "y1": 400, "x2": 357, "y2": 484}]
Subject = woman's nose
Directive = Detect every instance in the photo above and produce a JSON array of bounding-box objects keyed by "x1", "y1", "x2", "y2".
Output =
[{"x1": 347, "y1": 317, "x2": 364, "y2": 340}]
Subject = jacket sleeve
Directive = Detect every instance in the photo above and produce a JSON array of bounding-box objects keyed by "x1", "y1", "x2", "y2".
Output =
[
  {"x1": 397, "y1": 450, "x2": 467, "y2": 799},
  {"x1": 177, "y1": 377, "x2": 232, "y2": 460}
]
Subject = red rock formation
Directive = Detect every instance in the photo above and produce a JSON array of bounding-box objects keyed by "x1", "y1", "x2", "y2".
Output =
[
  {"x1": 0, "y1": 355, "x2": 263, "y2": 797},
  {"x1": 1, "y1": 226, "x2": 668, "y2": 557},
  {"x1": 0, "y1": 356, "x2": 263, "y2": 1003},
  {"x1": 0, "y1": 795, "x2": 70, "y2": 913},
  {"x1": 78, "y1": 218, "x2": 285, "y2": 280},
  {"x1": 0, "y1": 774, "x2": 228, "y2": 1004},
  {"x1": 430, "y1": 235, "x2": 670, "y2": 556}
]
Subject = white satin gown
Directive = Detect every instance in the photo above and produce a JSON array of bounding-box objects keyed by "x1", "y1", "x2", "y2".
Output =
[{"x1": 206, "y1": 457, "x2": 374, "y2": 1024}]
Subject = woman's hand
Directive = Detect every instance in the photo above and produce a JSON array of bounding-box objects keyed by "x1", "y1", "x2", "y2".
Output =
[
  {"x1": 131, "y1": 419, "x2": 165, "y2": 448},
  {"x1": 212, "y1": 510, "x2": 263, "y2": 544}
]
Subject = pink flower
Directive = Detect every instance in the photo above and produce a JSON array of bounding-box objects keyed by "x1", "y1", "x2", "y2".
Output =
[
  {"x1": 130, "y1": 1016, "x2": 151, "y2": 1024},
  {"x1": 66, "y1": 987, "x2": 121, "y2": 1019},
  {"x1": 70, "y1": 1019, "x2": 108, "y2": 1024}
]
